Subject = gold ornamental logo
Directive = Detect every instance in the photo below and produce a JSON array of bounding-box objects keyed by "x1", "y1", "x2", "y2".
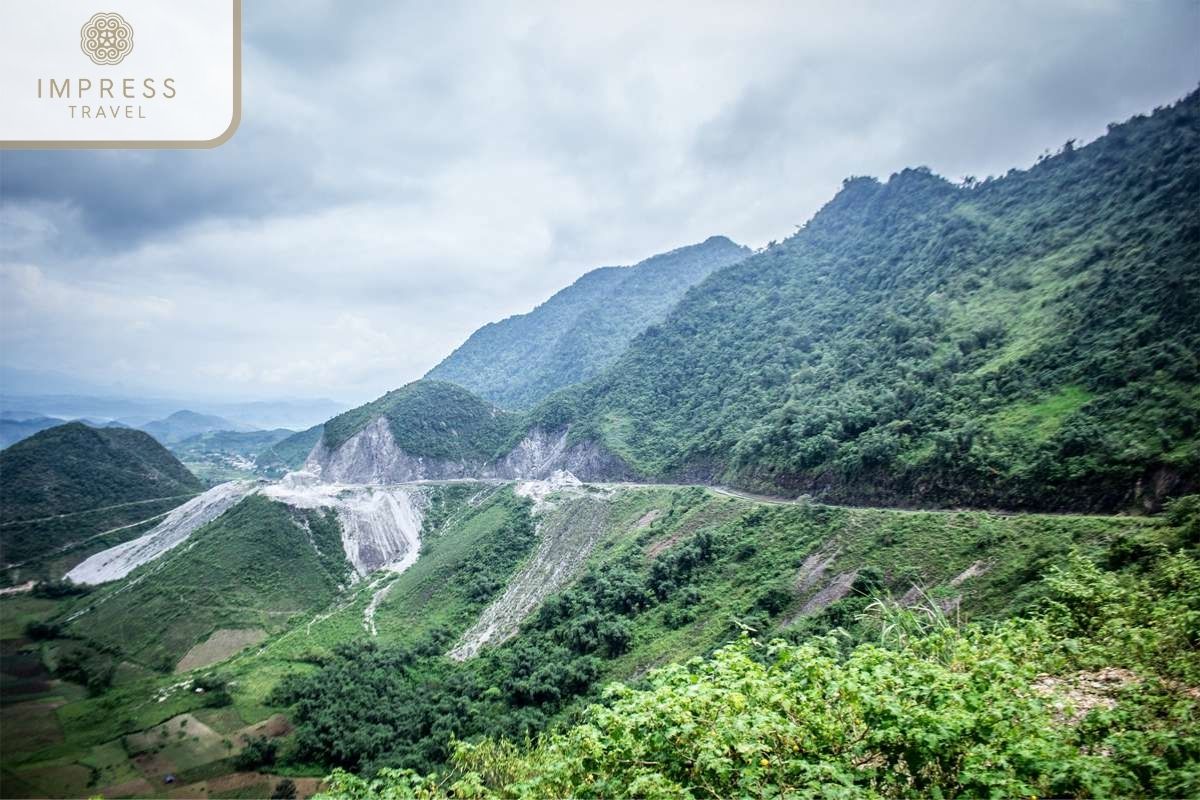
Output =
[{"x1": 80, "y1": 12, "x2": 134, "y2": 65}]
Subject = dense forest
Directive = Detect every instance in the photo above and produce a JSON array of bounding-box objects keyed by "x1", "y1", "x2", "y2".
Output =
[
  {"x1": 529, "y1": 92, "x2": 1200, "y2": 511},
  {"x1": 320, "y1": 381, "x2": 522, "y2": 456}
]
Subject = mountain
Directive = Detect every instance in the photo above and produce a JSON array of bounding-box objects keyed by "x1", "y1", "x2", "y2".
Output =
[
  {"x1": 168, "y1": 428, "x2": 297, "y2": 483},
  {"x1": 0, "y1": 394, "x2": 348, "y2": 433},
  {"x1": 316, "y1": 97, "x2": 1200, "y2": 515},
  {"x1": 0, "y1": 416, "x2": 64, "y2": 449},
  {"x1": 3, "y1": 95, "x2": 1198, "y2": 800},
  {"x1": 200, "y1": 398, "x2": 350, "y2": 431},
  {"x1": 304, "y1": 380, "x2": 628, "y2": 484},
  {"x1": 139, "y1": 410, "x2": 257, "y2": 444},
  {"x1": 426, "y1": 236, "x2": 750, "y2": 409},
  {"x1": 64, "y1": 493, "x2": 356, "y2": 671},
  {"x1": 0, "y1": 416, "x2": 131, "y2": 450},
  {"x1": 255, "y1": 422, "x2": 325, "y2": 476},
  {"x1": 0, "y1": 422, "x2": 203, "y2": 569},
  {"x1": 531, "y1": 92, "x2": 1199, "y2": 512}
]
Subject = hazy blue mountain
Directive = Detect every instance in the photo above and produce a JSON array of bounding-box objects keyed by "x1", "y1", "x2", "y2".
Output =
[
  {"x1": 138, "y1": 410, "x2": 257, "y2": 444},
  {"x1": 0, "y1": 416, "x2": 65, "y2": 449},
  {"x1": 425, "y1": 236, "x2": 750, "y2": 409}
]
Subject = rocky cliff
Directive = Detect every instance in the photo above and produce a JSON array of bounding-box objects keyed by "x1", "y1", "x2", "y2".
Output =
[{"x1": 304, "y1": 416, "x2": 632, "y2": 484}]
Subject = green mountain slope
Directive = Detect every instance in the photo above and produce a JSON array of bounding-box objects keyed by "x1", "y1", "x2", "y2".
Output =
[
  {"x1": 549, "y1": 93, "x2": 1200, "y2": 511},
  {"x1": 0, "y1": 423, "x2": 203, "y2": 570},
  {"x1": 321, "y1": 380, "x2": 520, "y2": 456},
  {"x1": 265, "y1": 484, "x2": 1160, "y2": 774},
  {"x1": 356, "y1": 500, "x2": 1199, "y2": 799},
  {"x1": 65, "y1": 494, "x2": 353, "y2": 672},
  {"x1": 2, "y1": 484, "x2": 1192, "y2": 796},
  {"x1": 256, "y1": 423, "x2": 324, "y2": 476},
  {"x1": 426, "y1": 236, "x2": 750, "y2": 409}
]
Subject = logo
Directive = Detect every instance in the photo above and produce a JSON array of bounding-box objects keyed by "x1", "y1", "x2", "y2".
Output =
[
  {"x1": 80, "y1": 12, "x2": 134, "y2": 66},
  {"x1": 2, "y1": 1, "x2": 241, "y2": 149}
]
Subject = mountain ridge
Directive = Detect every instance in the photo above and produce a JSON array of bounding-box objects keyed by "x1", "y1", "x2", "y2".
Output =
[
  {"x1": 425, "y1": 236, "x2": 750, "y2": 409},
  {"x1": 533, "y1": 91, "x2": 1200, "y2": 511}
]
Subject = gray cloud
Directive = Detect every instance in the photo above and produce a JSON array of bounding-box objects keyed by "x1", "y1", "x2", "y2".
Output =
[{"x1": 1, "y1": 0, "x2": 1197, "y2": 404}]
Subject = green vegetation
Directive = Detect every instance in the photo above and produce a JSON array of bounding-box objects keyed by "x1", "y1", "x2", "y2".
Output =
[
  {"x1": 269, "y1": 489, "x2": 539, "y2": 771},
  {"x1": 2, "y1": 94, "x2": 1197, "y2": 800},
  {"x1": 0, "y1": 422, "x2": 202, "y2": 523},
  {"x1": 532, "y1": 93, "x2": 1199, "y2": 512},
  {"x1": 320, "y1": 496, "x2": 1200, "y2": 799},
  {"x1": 268, "y1": 484, "x2": 1161, "y2": 781},
  {"x1": 169, "y1": 428, "x2": 297, "y2": 483},
  {"x1": 321, "y1": 381, "x2": 523, "y2": 457},
  {"x1": 426, "y1": 237, "x2": 750, "y2": 410},
  {"x1": 65, "y1": 495, "x2": 353, "y2": 671},
  {"x1": 0, "y1": 422, "x2": 202, "y2": 570},
  {"x1": 1, "y1": 483, "x2": 1192, "y2": 798},
  {"x1": 257, "y1": 424, "x2": 325, "y2": 476}
]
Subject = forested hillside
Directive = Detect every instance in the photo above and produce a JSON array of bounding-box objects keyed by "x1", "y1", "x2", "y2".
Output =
[
  {"x1": 268, "y1": 485, "x2": 1157, "y2": 774},
  {"x1": 257, "y1": 423, "x2": 325, "y2": 475},
  {"x1": 330, "y1": 495, "x2": 1200, "y2": 799},
  {"x1": 320, "y1": 380, "x2": 521, "y2": 456},
  {"x1": 0, "y1": 423, "x2": 203, "y2": 569},
  {"x1": 426, "y1": 236, "x2": 749, "y2": 409},
  {"x1": 543, "y1": 92, "x2": 1200, "y2": 511}
]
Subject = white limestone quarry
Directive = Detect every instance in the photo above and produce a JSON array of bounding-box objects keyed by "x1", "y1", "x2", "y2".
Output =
[
  {"x1": 68, "y1": 469, "x2": 428, "y2": 587},
  {"x1": 513, "y1": 469, "x2": 583, "y2": 511},
  {"x1": 65, "y1": 481, "x2": 258, "y2": 585},
  {"x1": 261, "y1": 470, "x2": 425, "y2": 577},
  {"x1": 305, "y1": 418, "x2": 630, "y2": 485}
]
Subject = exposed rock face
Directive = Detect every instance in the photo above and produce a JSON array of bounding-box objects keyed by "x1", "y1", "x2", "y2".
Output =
[
  {"x1": 261, "y1": 470, "x2": 424, "y2": 576},
  {"x1": 66, "y1": 481, "x2": 258, "y2": 585},
  {"x1": 799, "y1": 569, "x2": 859, "y2": 616},
  {"x1": 305, "y1": 417, "x2": 631, "y2": 485},
  {"x1": 448, "y1": 480, "x2": 612, "y2": 660},
  {"x1": 70, "y1": 471, "x2": 428, "y2": 587}
]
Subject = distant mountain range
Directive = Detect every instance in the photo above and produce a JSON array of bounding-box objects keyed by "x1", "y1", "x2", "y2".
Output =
[
  {"x1": 138, "y1": 410, "x2": 257, "y2": 445},
  {"x1": 0, "y1": 391, "x2": 348, "y2": 432},
  {"x1": 0, "y1": 415, "x2": 127, "y2": 449}
]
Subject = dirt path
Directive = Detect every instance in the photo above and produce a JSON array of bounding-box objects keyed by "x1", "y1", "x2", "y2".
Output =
[
  {"x1": 0, "y1": 494, "x2": 198, "y2": 527},
  {"x1": 4, "y1": 512, "x2": 176, "y2": 570}
]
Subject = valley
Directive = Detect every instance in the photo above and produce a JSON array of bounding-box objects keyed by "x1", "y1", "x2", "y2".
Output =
[{"x1": 4, "y1": 473, "x2": 1176, "y2": 798}]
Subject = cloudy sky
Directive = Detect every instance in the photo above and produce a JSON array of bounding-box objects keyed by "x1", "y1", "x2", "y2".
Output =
[{"x1": 1, "y1": 0, "x2": 1197, "y2": 406}]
